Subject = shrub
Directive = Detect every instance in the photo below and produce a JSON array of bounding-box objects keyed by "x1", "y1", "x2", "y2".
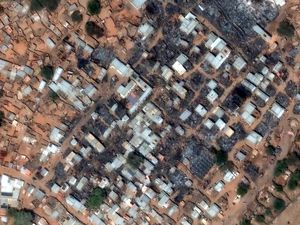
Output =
[
  {"x1": 71, "y1": 10, "x2": 83, "y2": 22},
  {"x1": 127, "y1": 151, "x2": 144, "y2": 169},
  {"x1": 8, "y1": 208, "x2": 33, "y2": 225},
  {"x1": 41, "y1": 65, "x2": 54, "y2": 80},
  {"x1": 220, "y1": 160, "x2": 234, "y2": 171},
  {"x1": 0, "y1": 5, "x2": 4, "y2": 14},
  {"x1": 216, "y1": 150, "x2": 228, "y2": 165},
  {"x1": 274, "y1": 159, "x2": 288, "y2": 177},
  {"x1": 273, "y1": 182, "x2": 283, "y2": 192},
  {"x1": 273, "y1": 198, "x2": 285, "y2": 212},
  {"x1": 44, "y1": 0, "x2": 61, "y2": 11},
  {"x1": 49, "y1": 90, "x2": 59, "y2": 102},
  {"x1": 0, "y1": 111, "x2": 4, "y2": 126},
  {"x1": 86, "y1": 188, "x2": 107, "y2": 209},
  {"x1": 54, "y1": 162, "x2": 66, "y2": 179},
  {"x1": 277, "y1": 20, "x2": 295, "y2": 38},
  {"x1": 255, "y1": 215, "x2": 265, "y2": 223},
  {"x1": 288, "y1": 170, "x2": 300, "y2": 190},
  {"x1": 237, "y1": 182, "x2": 249, "y2": 197},
  {"x1": 265, "y1": 208, "x2": 272, "y2": 216},
  {"x1": 30, "y1": 0, "x2": 61, "y2": 12},
  {"x1": 286, "y1": 152, "x2": 300, "y2": 165},
  {"x1": 30, "y1": 0, "x2": 44, "y2": 11},
  {"x1": 85, "y1": 21, "x2": 104, "y2": 38},
  {"x1": 266, "y1": 144, "x2": 276, "y2": 156},
  {"x1": 239, "y1": 218, "x2": 250, "y2": 225},
  {"x1": 87, "y1": 0, "x2": 101, "y2": 15}
]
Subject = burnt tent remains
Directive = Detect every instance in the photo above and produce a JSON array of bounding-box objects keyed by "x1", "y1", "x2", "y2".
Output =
[{"x1": 182, "y1": 138, "x2": 215, "y2": 178}]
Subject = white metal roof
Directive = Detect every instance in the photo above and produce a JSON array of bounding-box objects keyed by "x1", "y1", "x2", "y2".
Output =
[
  {"x1": 212, "y1": 106, "x2": 224, "y2": 118},
  {"x1": 244, "y1": 102, "x2": 256, "y2": 114},
  {"x1": 253, "y1": 25, "x2": 271, "y2": 42},
  {"x1": 241, "y1": 111, "x2": 255, "y2": 125},
  {"x1": 270, "y1": 102, "x2": 285, "y2": 119},
  {"x1": 1, "y1": 175, "x2": 13, "y2": 194},
  {"x1": 195, "y1": 104, "x2": 207, "y2": 117},
  {"x1": 53, "y1": 67, "x2": 63, "y2": 81},
  {"x1": 204, "y1": 119, "x2": 214, "y2": 129},
  {"x1": 273, "y1": 0, "x2": 286, "y2": 7},
  {"x1": 138, "y1": 23, "x2": 154, "y2": 41},
  {"x1": 215, "y1": 119, "x2": 226, "y2": 130},
  {"x1": 49, "y1": 127, "x2": 64, "y2": 143},
  {"x1": 207, "y1": 204, "x2": 220, "y2": 218},
  {"x1": 130, "y1": 0, "x2": 147, "y2": 9},
  {"x1": 207, "y1": 79, "x2": 217, "y2": 89},
  {"x1": 255, "y1": 89, "x2": 269, "y2": 102},
  {"x1": 233, "y1": 56, "x2": 247, "y2": 71},
  {"x1": 46, "y1": 38, "x2": 56, "y2": 49},
  {"x1": 223, "y1": 170, "x2": 238, "y2": 182},
  {"x1": 172, "y1": 61, "x2": 186, "y2": 76},
  {"x1": 207, "y1": 90, "x2": 218, "y2": 103},
  {"x1": 110, "y1": 58, "x2": 133, "y2": 77},
  {"x1": 180, "y1": 109, "x2": 192, "y2": 121},
  {"x1": 161, "y1": 66, "x2": 173, "y2": 81},
  {"x1": 246, "y1": 131, "x2": 262, "y2": 145},
  {"x1": 179, "y1": 13, "x2": 199, "y2": 35},
  {"x1": 241, "y1": 80, "x2": 256, "y2": 92},
  {"x1": 38, "y1": 80, "x2": 47, "y2": 92},
  {"x1": 214, "y1": 181, "x2": 225, "y2": 192},
  {"x1": 224, "y1": 126, "x2": 234, "y2": 137}
]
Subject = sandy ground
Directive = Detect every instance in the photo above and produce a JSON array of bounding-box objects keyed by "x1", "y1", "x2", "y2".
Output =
[
  {"x1": 272, "y1": 196, "x2": 300, "y2": 225},
  {"x1": 12, "y1": 40, "x2": 28, "y2": 56}
]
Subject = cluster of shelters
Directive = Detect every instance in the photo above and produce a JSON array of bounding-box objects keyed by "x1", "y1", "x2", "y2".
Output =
[
  {"x1": 204, "y1": 33, "x2": 231, "y2": 70},
  {"x1": 116, "y1": 71, "x2": 152, "y2": 114},
  {"x1": 0, "y1": 0, "x2": 294, "y2": 224}
]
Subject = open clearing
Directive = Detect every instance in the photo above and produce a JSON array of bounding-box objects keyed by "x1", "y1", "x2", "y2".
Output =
[{"x1": 272, "y1": 196, "x2": 300, "y2": 225}]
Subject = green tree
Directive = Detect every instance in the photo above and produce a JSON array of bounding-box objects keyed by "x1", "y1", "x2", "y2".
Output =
[
  {"x1": 71, "y1": 10, "x2": 83, "y2": 22},
  {"x1": 216, "y1": 150, "x2": 234, "y2": 171},
  {"x1": 220, "y1": 160, "x2": 234, "y2": 171},
  {"x1": 45, "y1": 0, "x2": 61, "y2": 11},
  {"x1": 30, "y1": 0, "x2": 61, "y2": 12},
  {"x1": 127, "y1": 151, "x2": 144, "y2": 169},
  {"x1": 274, "y1": 159, "x2": 288, "y2": 177},
  {"x1": 239, "y1": 218, "x2": 250, "y2": 225},
  {"x1": 277, "y1": 20, "x2": 295, "y2": 38},
  {"x1": 86, "y1": 188, "x2": 107, "y2": 209},
  {"x1": 255, "y1": 215, "x2": 265, "y2": 223},
  {"x1": 30, "y1": 0, "x2": 44, "y2": 11},
  {"x1": 287, "y1": 170, "x2": 300, "y2": 190},
  {"x1": 0, "y1": 111, "x2": 4, "y2": 126},
  {"x1": 266, "y1": 144, "x2": 276, "y2": 156},
  {"x1": 237, "y1": 182, "x2": 249, "y2": 197},
  {"x1": 87, "y1": 0, "x2": 101, "y2": 15},
  {"x1": 41, "y1": 65, "x2": 54, "y2": 80},
  {"x1": 265, "y1": 208, "x2": 272, "y2": 216},
  {"x1": 216, "y1": 150, "x2": 228, "y2": 165},
  {"x1": 8, "y1": 208, "x2": 34, "y2": 225},
  {"x1": 0, "y1": 5, "x2": 4, "y2": 14},
  {"x1": 286, "y1": 152, "x2": 300, "y2": 165},
  {"x1": 49, "y1": 90, "x2": 59, "y2": 102},
  {"x1": 273, "y1": 182, "x2": 283, "y2": 192},
  {"x1": 85, "y1": 21, "x2": 104, "y2": 38},
  {"x1": 273, "y1": 198, "x2": 285, "y2": 212}
]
